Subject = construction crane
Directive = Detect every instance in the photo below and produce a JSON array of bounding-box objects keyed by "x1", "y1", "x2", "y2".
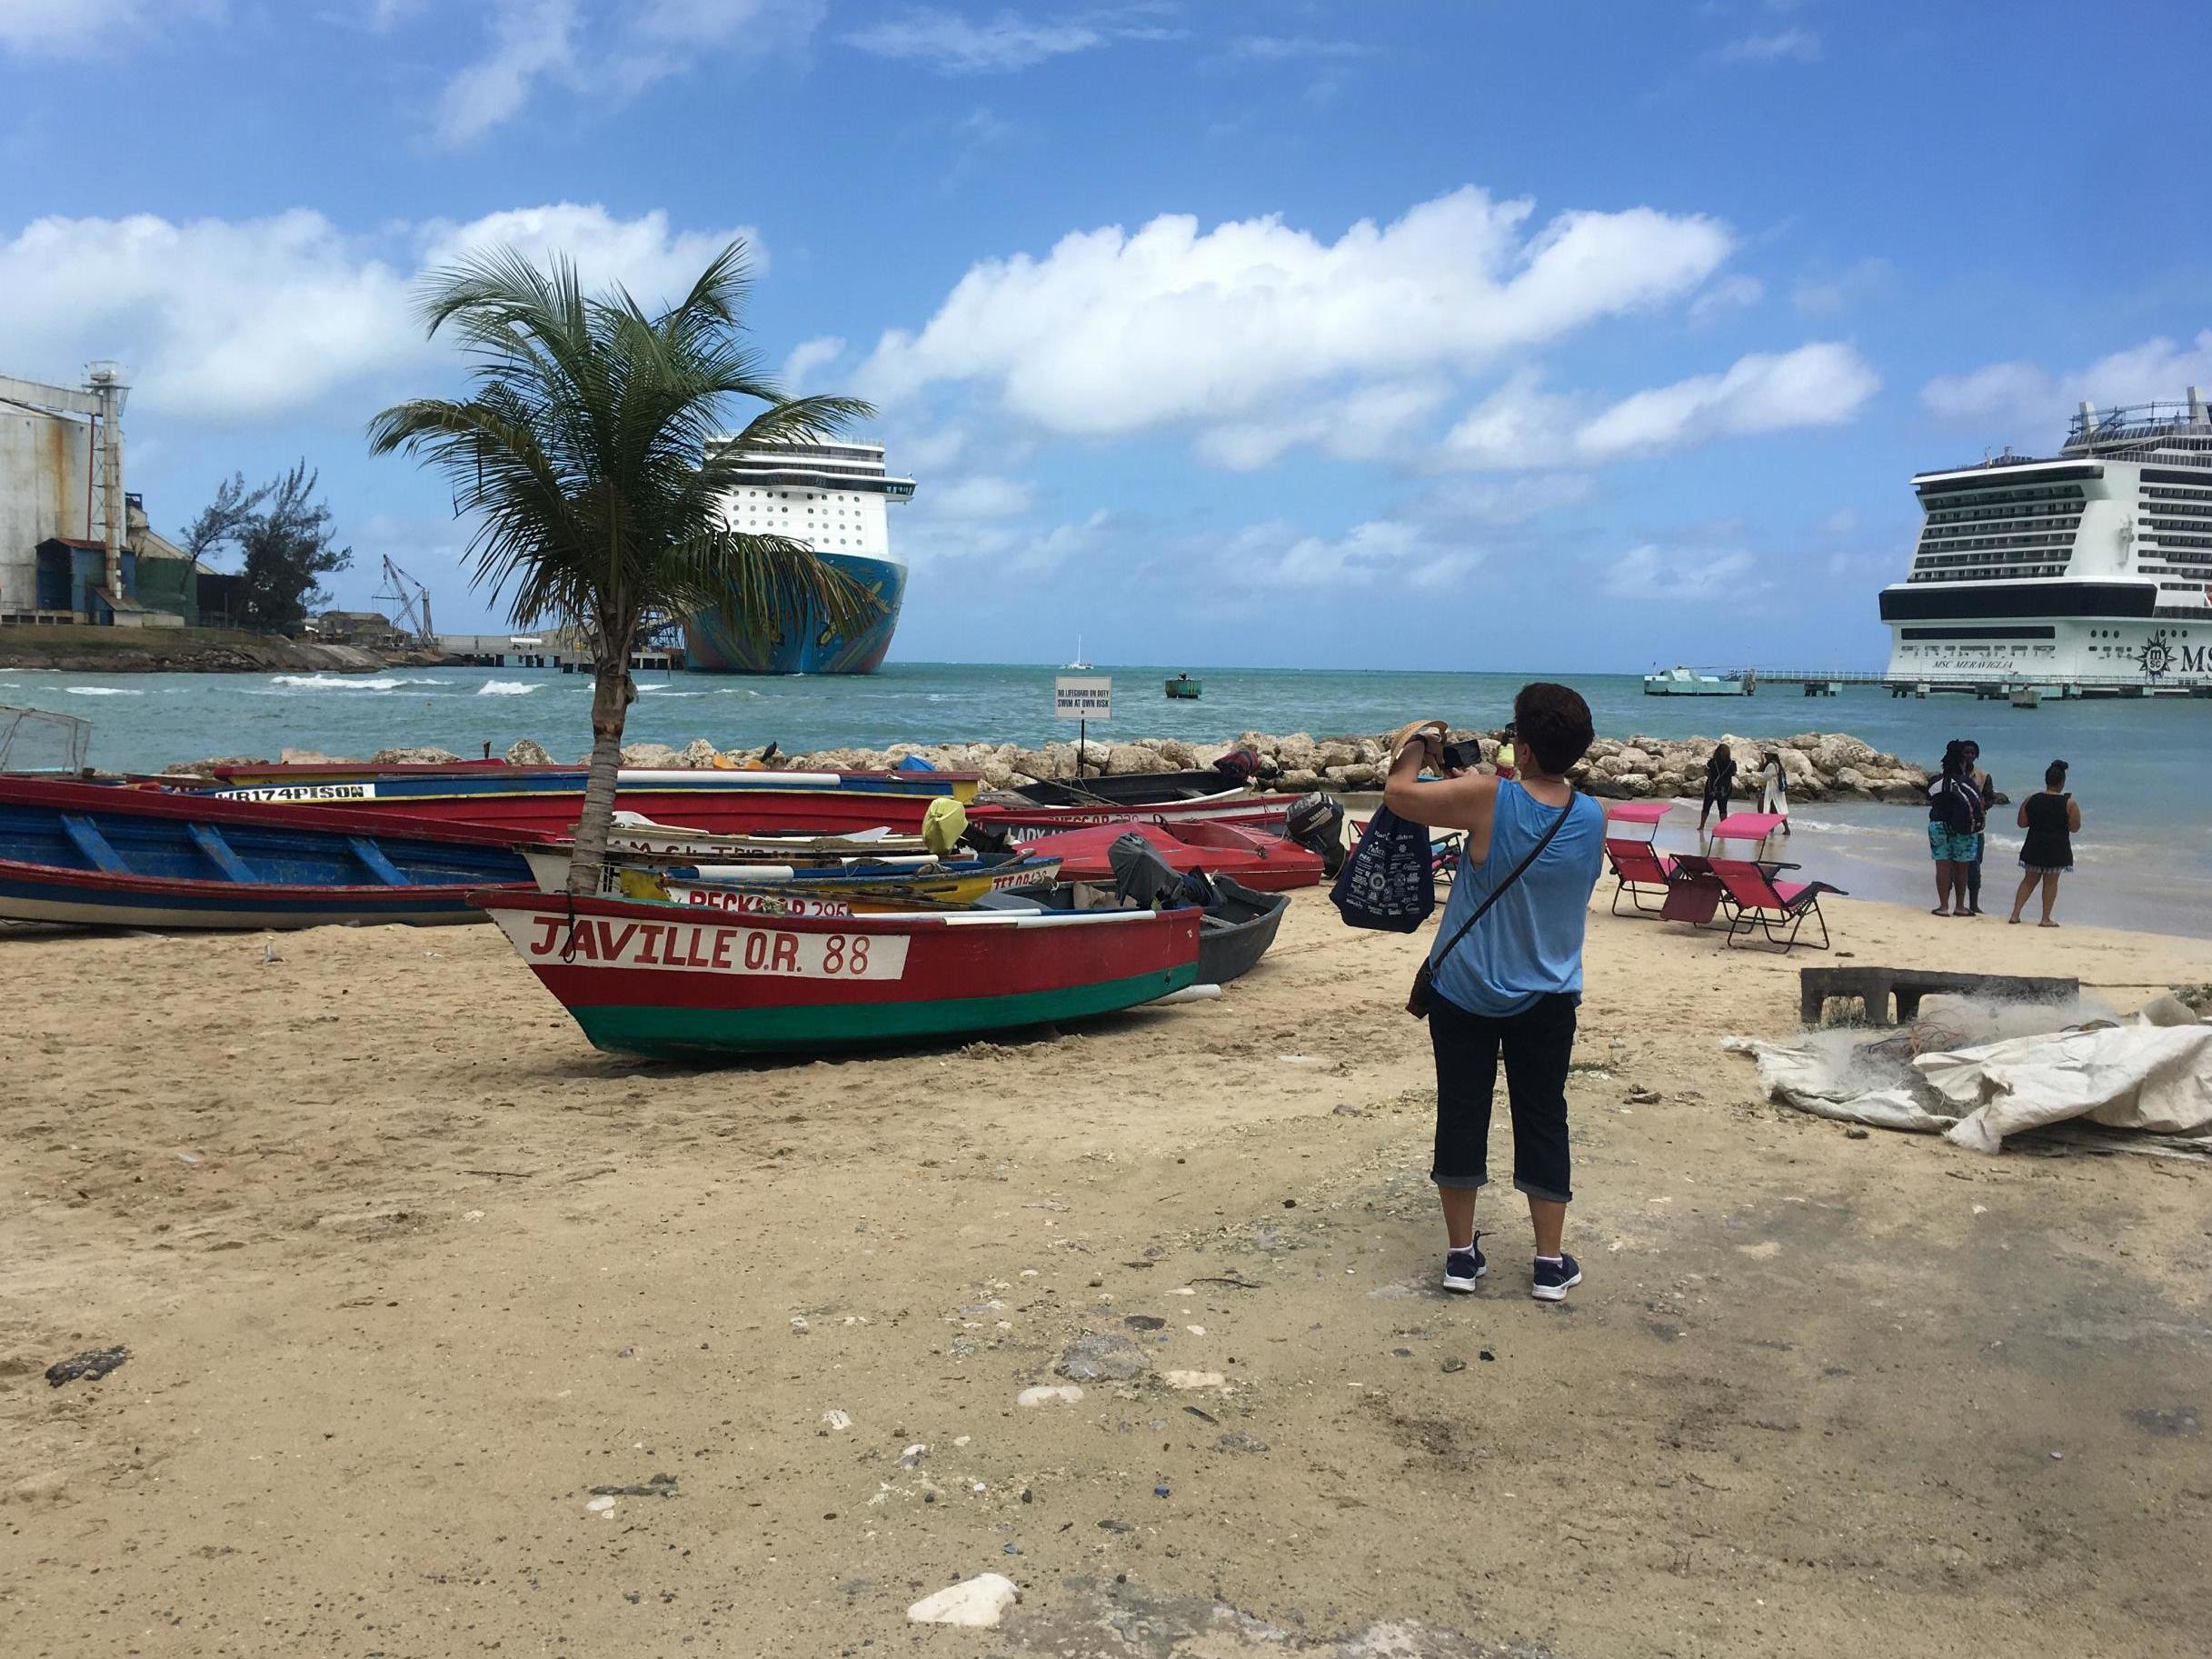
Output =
[
  {"x1": 0, "y1": 364, "x2": 129, "y2": 600},
  {"x1": 374, "y1": 555, "x2": 435, "y2": 649}
]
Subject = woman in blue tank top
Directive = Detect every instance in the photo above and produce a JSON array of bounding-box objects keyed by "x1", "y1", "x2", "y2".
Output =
[{"x1": 1382, "y1": 683, "x2": 1606, "y2": 1304}]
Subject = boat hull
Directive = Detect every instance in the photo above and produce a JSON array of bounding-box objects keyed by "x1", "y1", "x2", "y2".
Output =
[
  {"x1": 194, "y1": 767, "x2": 978, "y2": 837},
  {"x1": 682, "y1": 551, "x2": 907, "y2": 675},
  {"x1": 0, "y1": 776, "x2": 536, "y2": 929},
  {"x1": 474, "y1": 891, "x2": 1199, "y2": 1057},
  {"x1": 1019, "y1": 819, "x2": 1324, "y2": 891}
]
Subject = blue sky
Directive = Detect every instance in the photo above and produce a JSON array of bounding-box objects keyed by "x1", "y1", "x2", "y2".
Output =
[{"x1": 5, "y1": 0, "x2": 2209, "y2": 672}]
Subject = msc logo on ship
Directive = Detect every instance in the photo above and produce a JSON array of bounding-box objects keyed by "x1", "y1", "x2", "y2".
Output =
[{"x1": 2137, "y1": 638, "x2": 2211, "y2": 678}]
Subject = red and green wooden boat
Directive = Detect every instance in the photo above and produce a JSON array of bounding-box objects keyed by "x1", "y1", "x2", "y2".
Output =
[{"x1": 472, "y1": 889, "x2": 1201, "y2": 1058}]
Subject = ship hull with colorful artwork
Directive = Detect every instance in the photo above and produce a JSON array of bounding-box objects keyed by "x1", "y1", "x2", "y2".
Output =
[{"x1": 683, "y1": 550, "x2": 907, "y2": 675}]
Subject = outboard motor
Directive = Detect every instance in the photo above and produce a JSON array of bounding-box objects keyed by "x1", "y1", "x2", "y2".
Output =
[
  {"x1": 1107, "y1": 831, "x2": 1199, "y2": 909},
  {"x1": 1284, "y1": 791, "x2": 1349, "y2": 877}
]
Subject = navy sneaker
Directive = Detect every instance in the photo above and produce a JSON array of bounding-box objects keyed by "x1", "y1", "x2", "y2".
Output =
[
  {"x1": 1442, "y1": 1244, "x2": 1487, "y2": 1294},
  {"x1": 1531, "y1": 1254, "x2": 1582, "y2": 1302}
]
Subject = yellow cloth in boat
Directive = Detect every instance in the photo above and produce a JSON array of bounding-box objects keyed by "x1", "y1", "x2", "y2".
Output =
[
  {"x1": 616, "y1": 866, "x2": 671, "y2": 901},
  {"x1": 922, "y1": 796, "x2": 968, "y2": 858}
]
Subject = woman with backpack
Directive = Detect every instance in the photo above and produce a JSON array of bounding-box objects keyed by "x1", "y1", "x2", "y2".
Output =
[
  {"x1": 1698, "y1": 743, "x2": 1737, "y2": 833},
  {"x1": 1927, "y1": 739, "x2": 1983, "y2": 916},
  {"x1": 1383, "y1": 683, "x2": 1606, "y2": 1304},
  {"x1": 2008, "y1": 759, "x2": 2080, "y2": 927}
]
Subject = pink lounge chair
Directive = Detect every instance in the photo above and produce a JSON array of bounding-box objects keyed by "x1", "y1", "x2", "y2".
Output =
[
  {"x1": 1604, "y1": 836, "x2": 1678, "y2": 916},
  {"x1": 1709, "y1": 858, "x2": 1845, "y2": 953}
]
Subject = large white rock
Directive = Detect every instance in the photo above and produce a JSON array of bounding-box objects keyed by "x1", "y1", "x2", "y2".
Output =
[{"x1": 907, "y1": 1574, "x2": 1021, "y2": 1628}]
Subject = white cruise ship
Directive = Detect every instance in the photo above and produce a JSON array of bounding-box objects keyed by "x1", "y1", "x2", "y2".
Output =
[
  {"x1": 682, "y1": 439, "x2": 915, "y2": 675},
  {"x1": 1880, "y1": 387, "x2": 2212, "y2": 692}
]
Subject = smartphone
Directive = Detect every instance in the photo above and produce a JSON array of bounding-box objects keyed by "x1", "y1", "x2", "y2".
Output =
[{"x1": 1440, "y1": 737, "x2": 1485, "y2": 774}]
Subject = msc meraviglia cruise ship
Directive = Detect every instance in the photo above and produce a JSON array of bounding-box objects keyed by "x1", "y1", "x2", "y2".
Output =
[
  {"x1": 683, "y1": 439, "x2": 915, "y2": 675},
  {"x1": 1880, "y1": 387, "x2": 2212, "y2": 692}
]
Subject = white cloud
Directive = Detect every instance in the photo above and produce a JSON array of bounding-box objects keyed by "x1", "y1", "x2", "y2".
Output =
[
  {"x1": 1922, "y1": 330, "x2": 2212, "y2": 428},
  {"x1": 1818, "y1": 506, "x2": 1858, "y2": 536},
  {"x1": 781, "y1": 335, "x2": 846, "y2": 392},
  {"x1": 1792, "y1": 255, "x2": 1896, "y2": 315},
  {"x1": 1440, "y1": 344, "x2": 1878, "y2": 469},
  {"x1": 842, "y1": 5, "x2": 1169, "y2": 74},
  {"x1": 0, "y1": 203, "x2": 762, "y2": 422},
  {"x1": 860, "y1": 187, "x2": 1734, "y2": 442},
  {"x1": 0, "y1": 0, "x2": 216, "y2": 54},
  {"x1": 1574, "y1": 342, "x2": 1879, "y2": 461},
  {"x1": 1718, "y1": 28, "x2": 1820, "y2": 64},
  {"x1": 1419, "y1": 474, "x2": 1597, "y2": 525},
  {"x1": 434, "y1": 0, "x2": 579, "y2": 145},
  {"x1": 1227, "y1": 35, "x2": 1375, "y2": 62},
  {"x1": 925, "y1": 475, "x2": 1034, "y2": 519},
  {"x1": 1599, "y1": 545, "x2": 1757, "y2": 601},
  {"x1": 1195, "y1": 378, "x2": 1453, "y2": 471},
  {"x1": 1212, "y1": 517, "x2": 1475, "y2": 592},
  {"x1": 427, "y1": 0, "x2": 822, "y2": 144},
  {"x1": 1688, "y1": 274, "x2": 1764, "y2": 324}
]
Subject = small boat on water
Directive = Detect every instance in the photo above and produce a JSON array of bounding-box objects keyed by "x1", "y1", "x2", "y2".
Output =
[
  {"x1": 1642, "y1": 665, "x2": 1753, "y2": 697},
  {"x1": 1019, "y1": 818, "x2": 1325, "y2": 891},
  {"x1": 473, "y1": 889, "x2": 1201, "y2": 1057},
  {"x1": 176, "y1": 763, "x2": 981, "y2": 837},
  {"x1": 1165, "y1": 674, "x2": 1202, "y2": 699},
  {"x1": 0, "y1": 775, "x2": 534, "y2": 929}
]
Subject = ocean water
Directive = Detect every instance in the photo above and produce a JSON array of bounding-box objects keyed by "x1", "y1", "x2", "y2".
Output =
[{"x1": 5, "y1": 661, "x2": 2209, "y2": 936}]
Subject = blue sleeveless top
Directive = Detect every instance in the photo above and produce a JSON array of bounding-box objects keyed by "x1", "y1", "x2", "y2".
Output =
[{"x1": 1427, "y1": 783, "x2": 1605, "y2": 1018}]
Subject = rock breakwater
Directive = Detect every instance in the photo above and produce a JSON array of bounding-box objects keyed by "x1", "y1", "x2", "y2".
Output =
[{"x1": 165, "y1": 727, "x2": 1931, "y2": 803}]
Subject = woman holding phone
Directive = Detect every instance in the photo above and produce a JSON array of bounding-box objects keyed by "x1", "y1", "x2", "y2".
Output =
[{"x1": 1383, "y1": 683, "x2": 1605, "y2": 1303}]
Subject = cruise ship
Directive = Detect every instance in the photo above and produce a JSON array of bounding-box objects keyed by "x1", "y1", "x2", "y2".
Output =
[
  {"x1": 683, "y1": 439, "x2": 914, "y2": 674},
  {"x1": 1880, "y1": 388, "x2": 2212, "y2": 692}
]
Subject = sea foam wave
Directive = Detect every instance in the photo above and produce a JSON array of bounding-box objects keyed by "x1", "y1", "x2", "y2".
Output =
[
  {"x1": 265, "y1": 674, "x2": 443, "y2": 692},
  {"x1": 64, "y1": 685, "x2": 143, "y2": 696},
  {"x1": 477, "y1": 680, "x2": 538, "y2": 696}
]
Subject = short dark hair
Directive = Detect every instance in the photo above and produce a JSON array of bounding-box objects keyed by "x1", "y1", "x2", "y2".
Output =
[
  {"x1": 2046, "y1": 758, "x2": 2068, "y2": 789},
  {"x1": 1513, "y1": 682, "x2": 1594, "y2": 775}
]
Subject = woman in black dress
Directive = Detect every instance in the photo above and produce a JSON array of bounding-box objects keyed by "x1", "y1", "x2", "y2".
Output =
[
  {"x1": 2008, "y1": 759, "x2": 2080, "y2": 927},
  {"x1": 1698, "y1": 743, "x2": 1736, "y2": 833}
]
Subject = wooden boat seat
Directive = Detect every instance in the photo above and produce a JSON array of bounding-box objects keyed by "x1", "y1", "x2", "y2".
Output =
[{"x1": 58, "y1": 814, "x2": 125, "y2": 873}]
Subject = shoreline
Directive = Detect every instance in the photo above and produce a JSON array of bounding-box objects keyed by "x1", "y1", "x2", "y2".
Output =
[{"x1": 0, "y1": 623, "x2": 446, "y2": 675}]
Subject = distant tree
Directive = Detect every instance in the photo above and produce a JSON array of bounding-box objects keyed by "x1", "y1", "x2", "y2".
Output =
[
  {"x1": 180, "y1": 472, "x2": 267, "y2": 564},
  {"x1": 183, "y1": 463, "x2": 353, "y2": 630}
]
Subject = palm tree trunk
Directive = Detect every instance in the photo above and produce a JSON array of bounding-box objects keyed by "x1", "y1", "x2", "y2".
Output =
[{"x1": 567, "y1": 645, "x2": 635, "y2": 897}]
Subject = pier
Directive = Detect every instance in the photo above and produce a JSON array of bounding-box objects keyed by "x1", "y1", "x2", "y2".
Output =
[
  {"x1": 437, "y1": 633, "x2": 683, "y2": 673},
  {"x1": 1744, "y1": 668, "x2": 2212, "y2": 702}
]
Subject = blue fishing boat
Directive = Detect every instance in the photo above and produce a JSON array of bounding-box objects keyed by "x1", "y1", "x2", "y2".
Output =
[{"x1": 0, "y1": 776, "x2": 538, "y2": 929}]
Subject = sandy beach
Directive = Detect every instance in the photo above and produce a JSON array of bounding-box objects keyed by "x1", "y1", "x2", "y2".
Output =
[{"x1": 5, "y1": 889, "x2": 2211, "y2": 1657}]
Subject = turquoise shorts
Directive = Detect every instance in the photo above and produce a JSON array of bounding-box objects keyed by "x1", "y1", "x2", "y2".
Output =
[{"x1": 1928, "y1": 823, "x2": 1980, "y2": 863}]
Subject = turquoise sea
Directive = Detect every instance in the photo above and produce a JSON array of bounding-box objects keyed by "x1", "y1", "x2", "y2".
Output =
[{"x1": 5, "y1": 661, "x2": 2209, "y2": 937}]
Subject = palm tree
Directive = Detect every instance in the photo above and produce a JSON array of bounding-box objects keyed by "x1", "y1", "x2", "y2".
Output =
[{"x1": 368, "y1": 241, "x2": 878, "y2": 894}]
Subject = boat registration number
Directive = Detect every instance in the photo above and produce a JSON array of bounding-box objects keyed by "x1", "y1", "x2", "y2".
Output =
[
  {"x1": 219, "y1": 782, "x2": 377, "y2": 802},
  {"x1": 667, "y1": 883, "x2": 854, "y2": 919},
  {"x1": 520, "y1": 913, "x2": 907, "y2": 979}
]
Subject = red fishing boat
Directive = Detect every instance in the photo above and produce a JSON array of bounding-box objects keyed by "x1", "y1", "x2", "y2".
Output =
[
  {"x1": 1016, "y1": 819, "x2": 1325, "y2": 892},
  {"x1": 473, "y1": 889, "x2": 1201, "y2": 1057}
]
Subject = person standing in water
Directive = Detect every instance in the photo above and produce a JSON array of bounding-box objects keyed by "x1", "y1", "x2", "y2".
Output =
[
  {"x1": 1756, "y1": 749, "x2": 1791, "y2": 834},
  {"x1": 1699, "y1": 743, "x2": 1736, "y2": 833},
  {"x1": 2009, "y1": 759, "x2": 2079, "y2": 926},
  {"x1": 1961, "y1": 740, "x2": 1994, "y2": 915},
  {"x1": 1927, "y1": 740, "x2": 1983, "y2": 917}
]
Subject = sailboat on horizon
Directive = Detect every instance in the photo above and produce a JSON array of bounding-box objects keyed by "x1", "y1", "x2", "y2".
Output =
[{"x1": 1065, "y1": 636, "x2": 1091, "y2": 670}]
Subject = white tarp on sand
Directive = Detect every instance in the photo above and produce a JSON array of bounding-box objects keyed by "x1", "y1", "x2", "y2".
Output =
[{"x1": 1728, "y1": 994, "x2": 2212, "y2": 1154}]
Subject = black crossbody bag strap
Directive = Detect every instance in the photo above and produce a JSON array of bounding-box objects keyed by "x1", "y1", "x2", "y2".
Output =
[{"x1": 1410, "y1": 795, "x2": 1575, "y2": 1019}]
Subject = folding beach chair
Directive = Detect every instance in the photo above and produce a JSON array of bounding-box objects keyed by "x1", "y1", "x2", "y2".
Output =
[
  {"x1": 1600, "y1": 800, "x2": 1679, "y2": 917},
  {"x1": 1604, "y1": 837, "x2": 1677, "y2": 915},
  {"x1": 1710, "y1": 858, "x2": 1845, "y2": 953}
]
